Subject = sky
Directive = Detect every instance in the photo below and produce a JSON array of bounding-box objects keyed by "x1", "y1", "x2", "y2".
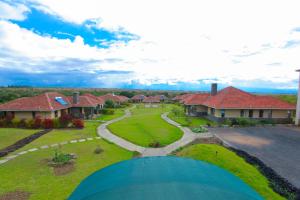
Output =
[{"x1": 0, "y1": 0, "x2": 300, "y2": 92}]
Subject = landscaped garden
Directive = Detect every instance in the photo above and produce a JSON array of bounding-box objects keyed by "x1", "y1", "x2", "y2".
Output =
[
  {"x1": 96, "y1": 108, "x2": 125, "y2": 121},
  {"x1": 107, "y1": 104, "x2": 183, "y2": 147},
  {"x1": 174, "y1": 144, "x2": 284, "y2": 200},
  {"x1": 0, "y1": 121, "x2": 134, "y2": 200}
]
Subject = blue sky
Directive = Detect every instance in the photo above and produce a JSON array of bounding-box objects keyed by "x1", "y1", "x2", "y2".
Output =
[{"x1": 0, "y1": 0, "x2": 300, "y2": 93}]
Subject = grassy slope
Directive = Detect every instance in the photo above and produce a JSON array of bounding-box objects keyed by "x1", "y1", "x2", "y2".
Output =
[
  {"x1": 14, "y1": 121, "x2": 100, "y2": 152},
  {"x1": 108, "y1": 104, "x2": 183, "y2": 147},
  {"x1": 0, "y1": 128, "x2": 38, "y2": 149},
  {"x1": 175, "y1": 144, "x2": 284, "y2": 200},
  {"x1": 96, "y1": 108, "x2": 125, "y2": 121},
  {"x1": 0, "y1": 140, "x2": 133, "y2": 200}
]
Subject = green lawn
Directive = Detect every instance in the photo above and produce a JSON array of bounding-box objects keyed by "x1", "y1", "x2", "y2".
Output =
[
  {"x1": 0, "y1": 128, "x2": 38, "y2": 149},
  {"x1": 168, "y1": 105, "x2": 215, "y2": 127},
  {"x1": 108, "y1": 104, "x2": 183, "y2": 147},
  {"x1": 0, "y1": 126, "x2": 133, "y2": 199},
  {"x1": 175, "y1": 144, "x2": 284, "y2": 200},
  {"x1": 14, "y1": 121, "x2": 100, "y2": 152},
  {"x1": 96, "y1": 108, "x2": 125, "y2": 121}
]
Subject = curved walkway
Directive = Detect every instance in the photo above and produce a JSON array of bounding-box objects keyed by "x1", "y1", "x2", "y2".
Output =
[{"x1": 97, "y1": 108, "x2": 213, "y2": 157}]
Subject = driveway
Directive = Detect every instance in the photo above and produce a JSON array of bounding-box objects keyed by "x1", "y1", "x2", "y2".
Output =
[{"x1": 209, "y1": 126, "x2": 300, "y2": 188}]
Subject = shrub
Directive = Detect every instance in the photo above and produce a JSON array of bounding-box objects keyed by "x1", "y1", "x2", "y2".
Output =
[
  {"x1": 101, "y1": 109, "x2": 115, "y2": 115},
  {"x1": 191, "y1": 126, "x2": 208, "y2": 133},
  {"x1": 26, "y1": 119, "x2": 34, "y2": 129},
  {"x1": 33, "y1": 116, "x2": 42, "y2": 129},
  {"x1": 53, "y1": 118, "x2": 60, "y2": 129},
  {"x1": 171, "y1": 107, "x2": 182, "y2": 117},
  {"x1": 52, "y1": 149, "x2": 73, "y2": 165},
  {"x1": 94, "y1": 146, "x2": 103, "y2": 154},
  {"x1": 18, "y1": 119, "x2": 27, "y2": 128},
  {"x1": 72, "y1": 119, "x2": 84, "y2": 128},
  {"x1": 43, "y1": 118, "x2": 54, "y2": 129},
  {"x1": 149, "y1": 141, "x2": 161, "y2": 148},
  {"x1": 59, "y1": 114, "x2": 72, "y2": 128},
  {"x1": 0, "y1": 119, "x2": 4, "y2": 127},
  {"x1": 104, "y1": 99, "x2": 115, "y2": 108},
  {"x1": 11, "y1": 118, "x2": 20, "y2": 128}
]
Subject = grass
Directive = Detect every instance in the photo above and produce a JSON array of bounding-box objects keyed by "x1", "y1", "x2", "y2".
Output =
[
  {"x1": 274, "y1": 94, "x2": 297, "y2": 104},
  {"x1": 168, "y1": 105, "x2": 215, "y2": 127},
  {"x1": 0, "y1": 127, "x2": 133, "y2": 199},
  {"x1": 14, "y1": 121, "x2": 100, "y2": 152},
  {"x1": 175, "y1": 144, "x2": 284, "y2": 200},
  {"x1": 96, "y1": 108, "x2": 125, "y2": 121},
  {"x1": 0, "y1": 128, "x2": 38, "y2": 149},
  {"x1": 108, "y1": 104, "x2": 183, "y2": 147}
]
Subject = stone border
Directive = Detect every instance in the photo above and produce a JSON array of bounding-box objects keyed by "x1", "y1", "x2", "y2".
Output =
[
  {"x1": 0, "y1": 129, "x2": 52, "y2": 158},
  {"x1": 0, "y1": 136, "x2": 102, "y2": 165}
]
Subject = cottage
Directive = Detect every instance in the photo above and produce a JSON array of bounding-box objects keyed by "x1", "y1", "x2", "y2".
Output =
[
  {"x1": 181, "y1": 84, "x2": 295, "y2": 123},
  {"x1": 0, "y1": 92, "x2": 104, "y2": 120},
  {"x1": 100, "y1": 93, "x2": 129, "y2": 105},
  {"x1": 131, "y1": 94, "x2": 146, "y2": 103}
]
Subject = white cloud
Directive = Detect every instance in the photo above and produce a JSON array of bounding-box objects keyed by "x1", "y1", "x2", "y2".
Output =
[
  {"x1": 2, "y1": 0, "x2": 300, "y2": 88},
  {"x1": 0, "y1": 2, "x2": 29, "y2": 20}
]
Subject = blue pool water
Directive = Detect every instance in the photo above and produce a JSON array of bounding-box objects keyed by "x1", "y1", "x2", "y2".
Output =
[{"x1": 69, "y1": 156, "x2": 263, "y2": 200}]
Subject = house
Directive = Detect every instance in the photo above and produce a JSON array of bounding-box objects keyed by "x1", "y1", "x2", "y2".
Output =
[
  {"x1": 154, "y1": 95, "x2": 168, "y2": 102},
  {"x1": 131, "y1": 94, "x2": 146, "y2": 103},
  {"x1": 100, "y1": 93, "x2": 129, "y2": 105},
  {"x1": 0, "y1": 92, "x2": 104, "y2": 120},
  {"x1": 143, "y1": 96, "x2": 161, "y2": 103},
  {"x1": 182, "y1": 84, "x2": 296, "y2": 123}
]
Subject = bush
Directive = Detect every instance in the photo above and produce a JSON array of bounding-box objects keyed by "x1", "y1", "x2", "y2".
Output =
[
  {"x1": 101, "y1": 109, "x2": 115, "y2": 115},
  {"x1": 227, "y1": 118, "x2": 257, "y2": 127},
  {"x1": 191, "y1": 126, "x2": 208, "y2": 133},
  {"x1": 26, "y1": 119, "x2": 34, "y2": 129},
  {"x1": 104, "y1": 99, "x2": 115, "y2": 108},
  {"x1": 72, "y1": 119, "x2": 84, "y2": 128},
  {"x1": 11, "y1": 118, "x2": 20, "y2": 128},
  {"x1": 59, "y1": 114, "x2": 72, "y2": 128},
  {"x1": 18, "y1": 119, "x2": 27, "y2": 128},
  {"x1": 171, "y1": 107, "x2": 182, "y2": 117},
  {"x1": 33, "y1": 116, "x2": 42, "y2": 129},
  {"x1": 52, "y1": 150, "x2": 73, "y2": 165},
  {"x1": 0, "y1": 119, "x2": 4, "y2": 127},
  {"x1": 43, "y1": 118, "x2": 54, "y2": 129},
  {"x1": 149, "y1": 141, "x2": 161, "y2": 148},
  {"x1": 94, "y1": 146, "x2": 103, "y2": 154},
  {"x1": 53, "y1": 118, "x2": 60, "y2": 129}
]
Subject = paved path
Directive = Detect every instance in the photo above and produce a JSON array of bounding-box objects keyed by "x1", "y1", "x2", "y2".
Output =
[
  {"x1": 210, "y1": 126, "x2": 300, "y2": 188},
  {"x1": 97, "y1": 108, "x2": 213, "y2": 157}
]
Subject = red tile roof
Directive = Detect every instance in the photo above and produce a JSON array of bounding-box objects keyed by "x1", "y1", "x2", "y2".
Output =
[
  {"x1": 67, "y1": 96, "x2": 99, "y2": 108},
  {"x1": 143, "y1": 96, "x2": 161, "y2": 103},
  {"x1": 82, "y1": 93, "x2": 104, "y2": 105},
  {"x1": 0, "y1": 92, "x2": 72, "y2": 111},
  {"x1": 100, "y1": 94, "x2": 128, "y2": 103},
  {"x1": 183, "y1": 93, "x2": 210, "y2": 105},
  {"x1": 183, "y1": 86, "x2": 296, "y2": 110},
  {"x1": 131, "y1": 94, "x2": 146, "y2": 100}
]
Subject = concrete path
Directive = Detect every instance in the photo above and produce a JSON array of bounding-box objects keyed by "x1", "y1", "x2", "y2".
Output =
[{"x1": 97, "y1": 108, "x2": 213, "y2": 157}]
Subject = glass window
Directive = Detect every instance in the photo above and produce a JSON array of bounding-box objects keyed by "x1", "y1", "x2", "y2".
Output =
[
  {"x1": 259, "y1": 110, "x2": 264, "y2": 118},
  {"x1": 55, "y1": 111, "x2": 58, "y2": 118},
  {"x1": 249, "y1": 110, "x2": 253, "y2": 118},
  {"x1": 240, "y1": 110, "x2": 244, "y2": 117},
  {"x1": 32, "y1": 111, "x2": 36, "y2": 119},
  {"x1": 221, "y1": 109, "x2": 225, "y2": 118}
]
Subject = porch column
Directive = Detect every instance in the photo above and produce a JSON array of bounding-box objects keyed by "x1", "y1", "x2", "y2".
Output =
[{"x1": 296, "y1": 70, "x2": 300, "y2": 125}]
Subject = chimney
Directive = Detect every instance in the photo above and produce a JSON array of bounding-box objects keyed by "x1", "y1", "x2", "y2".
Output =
[
  {"x1": 73, "y1": 92, "x2": 79, "y2": 104},
  {"x1": 211, "y1": 83, "x2": 218, "y2": 96}
]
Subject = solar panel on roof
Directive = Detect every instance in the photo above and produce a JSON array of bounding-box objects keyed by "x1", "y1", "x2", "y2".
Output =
[{"x1": 55, "y1": 97, "x2": 68, "y2": 106}]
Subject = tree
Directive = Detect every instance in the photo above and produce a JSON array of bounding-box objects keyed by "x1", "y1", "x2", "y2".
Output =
[{"x1": 104, "y1": 99, "x2": 115, "y2": 108}]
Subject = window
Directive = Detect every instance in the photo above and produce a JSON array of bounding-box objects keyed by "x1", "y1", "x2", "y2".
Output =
[
  {"x1": 249, "y1": 110, "x2": 253, "y2": 118},
  {"x1": 259, "y1": 110, "x2": 264, "y2": 118},
  {"x1": 210, "y1": 108, "x2": 215, "y2": 115},
  {"x1": 32, "y1": 111, "x2": 36, "y2": 119},
  {"x1": 240, "y1": 110, "x2": 244, "y2": 117},
  {"x1": 268, "y1": 110, "x2": 272, "y2": 118},
  {"x1": 288, "y1": 110, "x2": 291, "y2": 119},
  {"x1": 221, "y1": 109, "x2": 225, "y2": 118},
  {"x1": 55, "y1": 111, "x2": 58, "y2": 118}
]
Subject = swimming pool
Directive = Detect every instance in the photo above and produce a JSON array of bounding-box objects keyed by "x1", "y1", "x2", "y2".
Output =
[{"x1": 69, "y1": 156, "x2": 263, "y2": 200}]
